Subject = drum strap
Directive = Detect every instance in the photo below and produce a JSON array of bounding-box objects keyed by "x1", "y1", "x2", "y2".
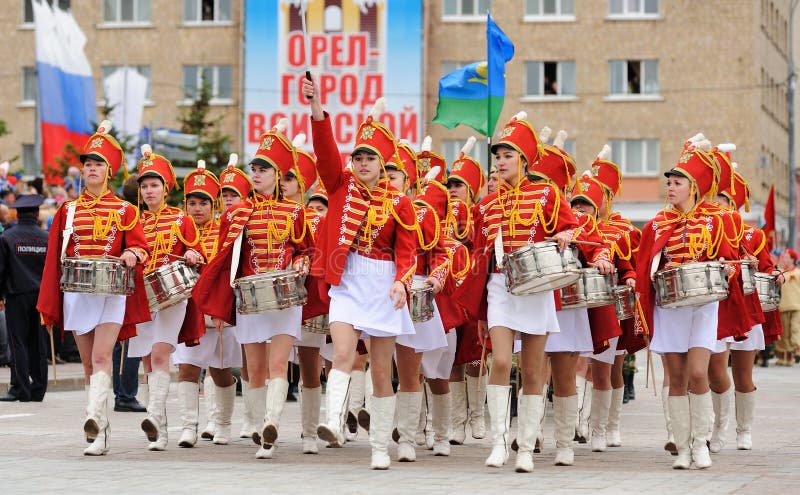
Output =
[
  {"x1": 650, "y1": 251, "x2": 661, "y2": 280},
  {"x1": 61, "y1": 201, "x2": 77, "y2": 262},
  {"x1": 229, "y1": 229, "x2": 244, "y2": 287},
  {"x1": 494, "y1": 225, "x2": 505, "y2": 269}
]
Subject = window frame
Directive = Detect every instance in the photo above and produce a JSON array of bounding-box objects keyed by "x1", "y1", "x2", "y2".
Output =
[
  {"x1": 99, "y1": 0, "x2": 153, "y2": 27},
  {"x1": 100, "y1": 65, "x2": 153, "y2": 105},
  {"x1": 442, "y1": 139, "x2": 489, "y2": 172},
  {"x1": 442, "y1": 0, "x2": 489, "y2": 23},
  {"x1": 20, "y1": 66, "x2": 37, "y2": 106},
  {"x1": 607, "y1": 59, "x2": 661, "y2": 99},
  {"x1": 182, "y1": 64, "x2": 234, "y2": 104},
  {"x1": 182, "y1": 0, "x2": 233, "y2": 26},
  {"x1": 523, "y1": 0, "x2": 576, "y2": 22},
  {"x1": 22, "y1": 143, "x2": 37, "y2": 176},
  {"x1": 609, "y1": 138, "x2": 659, "y2": 177},
  {"x1": 21, "y1": 0, "x2": 71, "y2": 25},
  {"x1": 607, "y1": 0, "x2": 660, "y2": 20},
  {"x1": 522, "y1": 60, "x2": 578, "y2": 101}
]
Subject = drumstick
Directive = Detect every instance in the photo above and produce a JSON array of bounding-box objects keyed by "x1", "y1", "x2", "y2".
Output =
[
  {"x1": 119, "y1": 341, "x2": 125, "y2": 376},
  {"x1": 47, "y1": 325, "x2": 57, "y2": 381},
  {"x1": 544, "y1": 236, "x2": 603, "y2": 247},
  {"x1": 720, "y1": 259, "x2": 757, "y2": 265},
  {"x1": 477, "y1": 339, "x2": 487, "y2": 393},
  {"x1": 165, "y1": 252, "x2": 206, "y2": 265},
  {"x1": 219, "y1": 328, "x2": 224, "y2": 370},
  {"x1": 515, "y1": 358, "x2": 520, "y2": 398}
]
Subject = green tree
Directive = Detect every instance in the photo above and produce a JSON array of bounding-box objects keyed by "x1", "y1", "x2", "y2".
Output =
[{"x1": 176, "y1": 77, "x2": 232, "y2": 176}]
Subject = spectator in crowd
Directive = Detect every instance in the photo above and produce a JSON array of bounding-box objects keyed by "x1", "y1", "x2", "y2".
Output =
[
  {"x1": 777, "y1": 249, "x2": 800, "y2": 366},
  {"x1": 0, "y1": 162, "x2": 15, "y2": 197},
  {"x1": 0, "y1": 194, "x2": 49, "y2": 401}
]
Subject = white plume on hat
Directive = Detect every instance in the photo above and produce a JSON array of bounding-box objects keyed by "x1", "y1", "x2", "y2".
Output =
[
  {"x1": 421, "y1": 135, "x2": 432, "y2": 152},
  {"x1": 368, "y1": 97, "x2": 386, "y2": 118},
  {"x1": 97, "y1": 119, "x2": 112, "y2": 134},
  {"x1": 460, "y1": 136, "x2": 477, "y2": 156},
  {"x1": 597, "y1": 144, "x2": 611, "y2": 161},
  {"x1": 292, "y1": 133, "x2": 307, "y2": 148},
  {"x1": 512, "y1": 111, "x2": 527, "y2": 121},
  {"x1": 424, "y1": 166, "x2": 442, "y2": 183},
  {"x1": 553, "y1": 130, "x2": 568, "y2": 149},
  {"x1": 228, "y1": 153, "x2": 238, "y2": 167},
  {"x1": 140, "y1": 144, "x2": 152, "y2": 157},
  {"x1": 693, "y1": 138, "x2": 712, "y2": 152},
  {"x1": 732, "y1": 161, "x2": 739, "y2": 169},
  {"x1": 273, "y1": 118, "x2": 289, "y2": 133},
  {"x1": 538, "y1": 126, "x2": 552, "y2": 143},
  {"x1": 717, "y1": 143, "x2": 736, "y2": 153},
  {"x1": 197, "y1": 159, "x2": 206, "y2": 170}
]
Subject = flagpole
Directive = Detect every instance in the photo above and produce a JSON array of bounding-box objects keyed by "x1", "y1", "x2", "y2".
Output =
[{"x1": 486, "y1": 1, "x2": 493, "y2": 176}]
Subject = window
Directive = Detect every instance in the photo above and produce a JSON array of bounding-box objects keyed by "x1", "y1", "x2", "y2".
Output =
[
  {"x1": 609, "y1": 139, "x2": 659, "y2": 176},
  {"x1": 183, "y1": 65, "x2": 232, "y2": 101},
  {"x1": 103, "y1": 0, "x2": 151, "y2": 23},
  {"x1": 22, "y1": 144, "x2": 36, "y2": 175},
  {"x1": 443, "y1": 0, "x2": 489, "y2": 19},
  {"x1": 101, "y1": 65, "x2": 152, "y2": 100},
  {"x1": 609, "y1": 0, "x2": 658, "y2": 17},
  {"x1": 183, "y1": 0, "x2": 231, "y2": 23},
  {"x1": 443, "y1": 139, "x2": 489, "y2": 170},
  {"x1": 22, "y1": 66, "x2": 37, "y2": 103},
  {"x1": 609, "y1": 60, "x2": 658, "y2": 96},
  {"x1": 525, "y1": 61, "x2": 576, "y2": 97},
  {"x1": 525, "y1": 0, "x2": 575, "y2": 17},
  {"x1": 23, "y1": 0, "x2": 70, "y2": 23},
  {"x1": 441, "y1": 61, "x2": 467, "y2": 77}
]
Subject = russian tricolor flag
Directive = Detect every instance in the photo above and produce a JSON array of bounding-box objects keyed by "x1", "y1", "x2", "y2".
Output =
[{"x1": 32, "y1": 0, "x2": 96, "y2": 184}]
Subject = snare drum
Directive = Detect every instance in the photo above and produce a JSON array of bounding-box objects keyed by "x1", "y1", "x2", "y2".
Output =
[
  {"x1": 561, "y1": 269, "x2": 618, "y2": 309},
  {"x1": 144, "y1": 261, "x2": 199, "y2": 312},
  {"x1": 754, "y1": 272, "x2": 780, "y2": 311},
  {"x1": 613, "y1": 285, "x2": 635, "y2": 320},
  {"x1": 233, "y1": 270, "x2": 307, "y2": 314},
  {"x1": 741, "y1": 262, "x2": 756, "y2": 295},
  {"x1": 302, "y1": 314, "x2": 330, "y2": 334},
  {"x1": 502, "y1": 241, "x2": 581, "y2": 295},
  {"x1": 654, "y1": 261, "x2": 729, "y2": 308},
  {"x1": 410, "y1": 280, "x2": 434, "y2": 323},
  {"x1": 60, "y1": 257, "x2": 134, "y2": 295}
]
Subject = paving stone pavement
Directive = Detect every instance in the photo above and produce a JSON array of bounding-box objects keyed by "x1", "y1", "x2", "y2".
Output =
[{"x1": 1, "y1": 357, "x2": 799, "y2": 494}]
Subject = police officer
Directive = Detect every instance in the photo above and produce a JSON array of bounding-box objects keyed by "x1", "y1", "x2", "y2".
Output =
[{"x1": 0, "y1": 194, "x2": 49, "y2": 402}]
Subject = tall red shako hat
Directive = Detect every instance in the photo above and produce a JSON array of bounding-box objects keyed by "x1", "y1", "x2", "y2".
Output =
[
  {"x1": 351, "y1": 97, "x2": 398, "y2": 167},
  {"x1": 664, "y1": 133, "x2": 718, "y2": 200},
  {"x1": 490, "y1": 111, "x2": 541, "y2": 170},
  {"x1": 570, "y1": 172, "x2": 606, "y2": 215},
  {"x1": 730, "y1": 169, "x2": 750, "y2": 212},
  {"x1": 710, "y1": 143, "x2": 736, "y2": 202},
  {"x1": 184, "y1": 159, "x2": 220, "y2": 202},
  {"x1": 591, "y1": 144, "x2": 622, "y2": 198},
  {"x1": 252, "y1": 117, "x2": 297, "y2": 187},
  {"x1": 219, "y1": 153, "x2": 254, "y2": 199},
  {"x1": 529, "y1": 128, "x2": 576, "y2": 195},
  {"x1": 290, "y1": 132, "x2": 318, "y2": 196},
  {"x1": 79, "y1": 119, "x2": 128, "y2": 178},
  {"x1": 448, "y1": 136, "x2": 486, "y2": 203},
  {"x1": 137, "y1": 144, "x2": 178, "y2": 191},
  {"x1": 388, "y1": 139, "x2": 419, "y2": 193},
  {"x1": 417, "y1": 135, "x2": 447, "y2": 184}
]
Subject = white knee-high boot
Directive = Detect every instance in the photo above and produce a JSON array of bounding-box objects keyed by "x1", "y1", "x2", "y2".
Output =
[
  {"x1": 347, "y1": 370, "x2": 366, "y2": 440},
  {"x1": 709, "y1": 386, "x2": 733, "y2": 453},
  {"x1": 259, "y1": 377, "x2": 289, "y2": 458},
  {"x1": 669, "y1": 395, "x2": 691, "y2": 469},
  {"x1": 689, "y1": 391, "x2": 712, "y2": 469},
  {"x1": 177, "y1": 381, "x2": 200, "y2": 448},
  {"x1": 200, "y1": 375, "x2": 217, "y2": 440},
  {"x1": 515, "y1": 394, "x2": 542, "y2": 473},
  {"x1": 357, "y1": 371, "x2": 372, "y2": 432},
  {"x1": 577, "y1": 380, "x2": 593, "y2": 443},
  {"x1": 213, "y1": 382, "x2": 237, "y2": 445},
  {"x1": 370, "y1": 395, "x2": 396, "y2": 470},
  {"x1": 553, "y1": 395, "x2": 577, "y2": 466},
  {"x1": 466, "y1": 374, "x2": 487, "y2": 439},
  {"x1": 239, "y1": 379, "x2": 257, "y2": 439},
  {"x1": 735, "y1": 390, "x2": 756, "y2": 450},
  {"x1": 606, "y1": 387, "x2": 624, "y2": 447},
  {"x1": 449, "y1": 379, "x2": 468, "y2": 445},
  {"x1": 142, "y1": 370, "x2": 171, "y2": 451},
  {"x1": 430, "y1": 392, "x2": 451, "y2": 456},
  {"x1": 83, "y1": 372, "x2": 111, "y2": 456},
  {"x1": 317, "y1": 369, "x2": 350, "y2": 447},
  {"x1": 661, "y1": 386, "x2": 676, "y2": 454},
  {"x1": 300, "y1": 385, "x2": 321, "y2": 453},
  {"x1": 484, "y1": 385, "x2": 511, "y2": 468},
  {"x1": 590, "y1": 388, "x2": 611, "y2": 452},
  {"x1": 396, "y1": 391, "x2": 422, "y2": 462}
]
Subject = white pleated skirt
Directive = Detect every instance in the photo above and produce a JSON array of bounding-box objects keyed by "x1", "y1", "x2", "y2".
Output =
[
  {"x1": 63, "y1": 292, "x2": 126, "y2": 335},
  {"x1": 127, "y1": 301, "x2": 188, "y2": 357},
  {"x1": 546, "y1": 308, "x2": 593, "y2": 353},
  {"x1": 396, "y1": 275, "x2": 448, "y2": 352},
  {"x1": 588, "y1": 336, "x2": 620, "y2": 365},
  {"x1": 487, "y1": 273, "x2": 560, "y2": 336},
  {"x1": 172, "y1": 325, "x2": 243, "y2": 368},
  {"x1": 651, "y1": 302, "x2": 718, "y2": 354},
  {"x1": 328, "y1": 252, "x2": 415, "y2": 338},
  {"x1": 421, "y1": 330, "x2": 457, "y2": 379},
  {"x1": 296, "y1": 328, "x2": 326, "y2": 348},
  {"x1": 234, "y1": 305, "x2": 302, "y2": 344},
  {"x1": 730, "y1": 324, "x2": 766, "y2": 352}
]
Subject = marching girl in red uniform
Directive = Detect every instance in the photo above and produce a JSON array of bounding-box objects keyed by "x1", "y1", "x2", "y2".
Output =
[
  {"x1": 304, "y1": 77, "x2": 419, "y2": 470},
  {"x1": 193, "y1": 121, "x2": 309, "y2": 460},
  {"x1": 456, "y1": 112, "x2": 613, "y2": 472},
  {"x1": 172, "y1": 158, "x2": 242, "y2": 447},
  {"x1": 280, "y1": 132, "x2": 328, "y2": 454},
  {"x1": 38, "y1": 121, "x2": 150, "y2": 456},
  {"x1": 442, "y1": 137, "x2": 489, "y2": 445},
  {"x1": 589, "y1": 148, "x2": 642, "y2": 450},
  {"x1": 127, "y1": 145, "x2": 203, "y2": 451},
  {"x1": 635, "y1": 136, "x2": 739, "y2": 470}
]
